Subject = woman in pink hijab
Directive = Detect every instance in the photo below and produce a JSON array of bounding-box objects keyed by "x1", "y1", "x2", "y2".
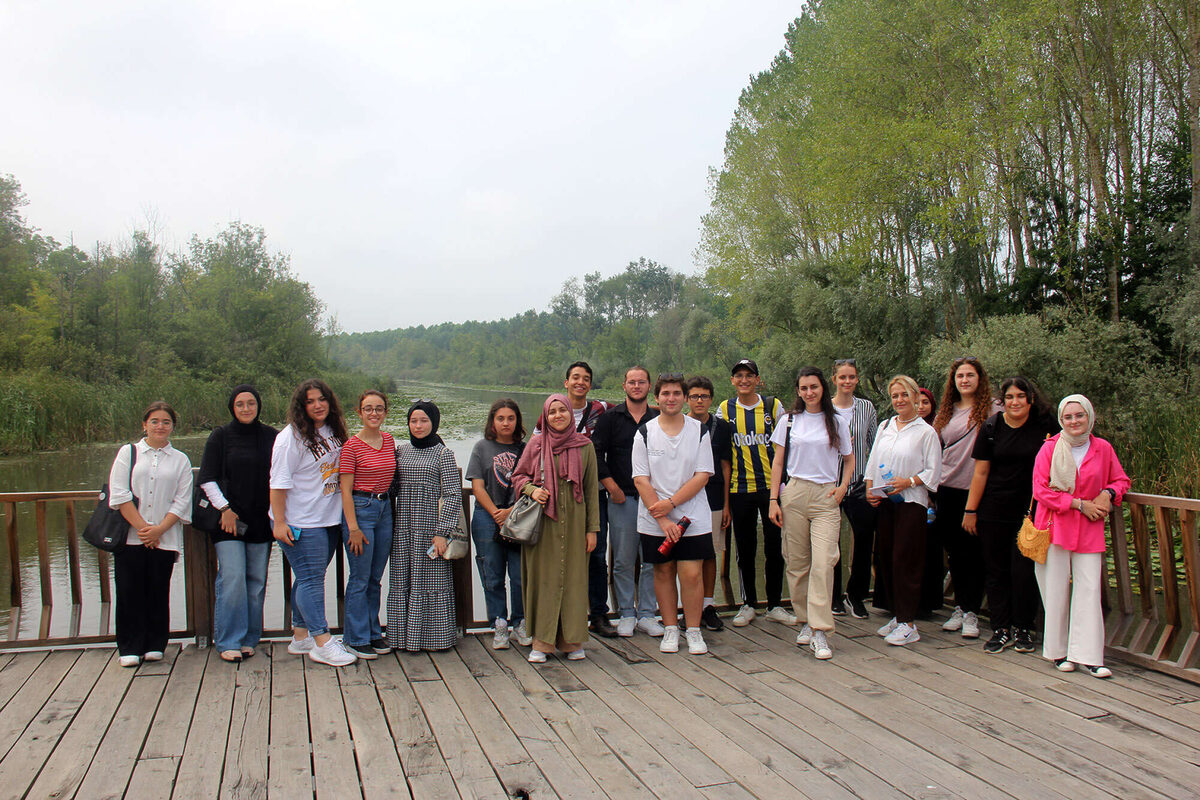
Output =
[{"x1": 512, "y1": 394, "x2": 600, "y2": 663}]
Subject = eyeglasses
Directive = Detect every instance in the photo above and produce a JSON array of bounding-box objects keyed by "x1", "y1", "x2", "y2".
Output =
[
  {"x1": 954, "y1": 356, "x2": 980, "y2": 365},
  {"x1": 834, "y1": 358, "x2": 856, "y2": 366},
  {"x1": 687, "y1": 394, "x2": 712, "y2": 401},
  {"x1": 361, "y1": 405, "x2": 387, "y2": 414}
]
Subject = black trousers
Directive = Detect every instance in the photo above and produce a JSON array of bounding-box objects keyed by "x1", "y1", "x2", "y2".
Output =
[
  {"x1": 980, "y1": 515, "x2": 1040, "y2": 630},
  {"x1": 729, "y1": 490, "x2": 784, "y2": 608},
  {"x1": 937, "y1": 487, "x2": 984, "y2": 613},
  {"x1": 835, "y1": 491, "x2": 878, "y2": 603},
  {"x1": 874, "y1": 501, "x2": 926, "y2": 623},
  {"x1": 919, "y1": 490, "x2": 945, "y2": 615},
  {"x1": 588, "y1": 490, "x2": 610, "y2": 615},
  {"x1": 114, "y1": 545, "x2": 177, "y2": 657}
]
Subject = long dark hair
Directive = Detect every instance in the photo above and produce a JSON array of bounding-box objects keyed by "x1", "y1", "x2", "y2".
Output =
[
  {"x1": 484, "y1": 398, "x2": 526, "y2": 443},
  {"x1": 788, "y1": 367, "x2": 842, "y2": 450},
  {"x1": 288, "y1": 378, "x2": 347, "y2": 450},
  {"x1": 999, "y1": 376, "x2": 1052, "y2": 421},
  {"x1": 934, "y1": 356, "x2": 993, "y2": 432}
]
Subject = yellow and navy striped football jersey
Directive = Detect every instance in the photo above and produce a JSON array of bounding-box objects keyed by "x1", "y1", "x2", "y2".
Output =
[{"x1": 717, "y1": 395, "x2": 784, "y2": 494}]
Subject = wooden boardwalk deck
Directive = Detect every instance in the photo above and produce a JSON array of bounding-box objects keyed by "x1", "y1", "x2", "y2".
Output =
[{"x1": 3, "y1": 609, "x2": 1200, "y2": 800}]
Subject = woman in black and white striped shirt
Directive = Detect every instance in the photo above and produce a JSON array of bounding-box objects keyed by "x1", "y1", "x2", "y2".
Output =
[{"x1": 830, "y1": 359, "x2": 879, "y2": 619}]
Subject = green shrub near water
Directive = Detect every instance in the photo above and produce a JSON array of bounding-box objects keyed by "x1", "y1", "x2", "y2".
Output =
[{"x1": 0, "y1": 370, "x2": 391, "y2": 454}]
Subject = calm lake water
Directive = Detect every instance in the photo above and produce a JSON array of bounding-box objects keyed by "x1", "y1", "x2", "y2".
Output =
[{"x1": 2, "y1": 384, "x2": 758, "y2": 643}]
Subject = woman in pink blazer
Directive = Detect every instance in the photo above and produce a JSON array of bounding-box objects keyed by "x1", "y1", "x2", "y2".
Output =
[{"x1": 1031, "y1": 394, "x2": 1130, "y2": 678}]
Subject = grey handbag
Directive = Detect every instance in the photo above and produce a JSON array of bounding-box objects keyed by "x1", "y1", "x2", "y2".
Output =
[
  {"x1": 497, "y1": 454, "x2": 544, "y2": 546},
  {"x1": 439, "y1": 494, "x2": 470, "y2": 560}
]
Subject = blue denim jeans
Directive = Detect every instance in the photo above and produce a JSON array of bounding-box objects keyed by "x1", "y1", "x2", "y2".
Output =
[
  {"x1": 280, "y1": 525, "x2": 339, "y2": 637},
  {"x1": 609, "y1": 496, "x2": 657, "y2": 619},
  {"x1": 213, "y1": 539, "x2": 272, "y2": 652},
  {"x1": 343, "y1": 496, "x2": 393, "y2": 647},
  {"x1": 471, "y1": 507, "x2": 523, "y2": 625}
]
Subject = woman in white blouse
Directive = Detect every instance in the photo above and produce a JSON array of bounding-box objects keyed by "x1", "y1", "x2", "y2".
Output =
[
  {"x1": 108, "y1": 401, "x2": 194, "y2": 668},
  {"x1": 865, "y1": 376, "x2": 942, "y2": 647}
]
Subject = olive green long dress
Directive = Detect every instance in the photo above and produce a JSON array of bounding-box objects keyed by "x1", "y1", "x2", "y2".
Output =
[{"x1": 521, "y1": 444, "x2": 600, "y2": 646}]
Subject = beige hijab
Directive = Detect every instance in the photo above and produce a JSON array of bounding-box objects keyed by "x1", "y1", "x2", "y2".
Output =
[{"x1": 1049, "y1": 394, "x2": 1094, "y2": 493}]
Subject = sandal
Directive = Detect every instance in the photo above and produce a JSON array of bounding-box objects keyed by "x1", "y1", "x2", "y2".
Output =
[{"x1": 219, "y1": 650, "x2": 243, "y2": 663}]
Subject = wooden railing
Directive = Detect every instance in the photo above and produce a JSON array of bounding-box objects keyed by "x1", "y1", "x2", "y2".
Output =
[
  {"x1": 1105, "y1": 492, "x2": 1200, "y2": 684},
  {"x1": 1, "y1": 487, "x2": 477, "y2": 649}
]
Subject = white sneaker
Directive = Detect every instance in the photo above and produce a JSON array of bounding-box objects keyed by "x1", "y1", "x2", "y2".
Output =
[
  {"x1": 287, "y1": 636, "x2": 315, "y2": 654},
  {"x1": 566, "y1": 648, "x2": 586, "y2": 661},
  {"x1": 942, "y1": 606, "x2": 964, "y2": 632},
  {"x1": 810, "y1": 630, "x2": 833, "y2": 660},
  {"x1": 796, "y1": 623, "x2": 813, "y2": 646},
  {"x1": 732, "y1": 605, "x2": 756, "y2": 627},
  {"x1": 685, "y1": 629, "x2": 708, "y2": 655},
  {"x1": 143, "y1": 651, "x2": 164, "y2": 662},
  {"x1": 617, "y1": 616, "x2": 636, "y2": 637},
  {"x1": 308, "y1": 637, "x2": 357, "y2": 667},
  {"x1": 765, "y1": 606, "x2": 798, "y2": 625},
  {"x1": 492, "y1": 619, "x2": 511, "y2": 650},
  {"x1": 1085, "y1": 664, "x2": 1112, "y2": 679},
  {"x1": 119, "y1": 655, "x2": 140, "y2": 668},
  {"x1": 637, "y1": 617, "x2": 665, "y2": 637},
  {"x1": 885, "y1": 622, "x2": 920, "y2": 646},
  {"x1": 660, "y1": 626, "x2": 680, "y2": 653},
  {"x1": 876, "y1": 617, "x2": 899, "y2": 637},
  {"x1": 961, "y1": 611, "x2": 980, "y2": 639},
  {"x1": 512, "y1": 620, "x2": 533, "y2": 647},
  {"x1": 1055, "y1": 658, "x2": 1076, "y2": 672},
  {"x1": 528, "y1": 650, "x2": 547, "y2": 663}
]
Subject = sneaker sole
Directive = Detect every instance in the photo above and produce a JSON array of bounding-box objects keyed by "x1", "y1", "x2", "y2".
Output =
[
  {"x1": 1013, "y1": 645, "x2": 1036, "y2": 653},
  {"x1": 308, "y1": 653, "x2": 356, "y2": 667},
  {"x1": 492, "y1": 642, "x2": 510, "y2": 650},
  {"x1": 812, "y1": 649, "x2": 833, "y2": 660},
  {"x1": 347, "y1": 648, "x2": 379, "y2": 660},
  {"x1": 886, "y1": 633, "x2": 920, "y2": 646},
  {"x1": 660, "y1": 645, "x2": 679, "y2": 653},
  {"x1": 732, "y1": 618, "x2": 752, "y2": 627},
  {"x1": 962, "y1": 630, "x2": 980, "y2": 639},
  {"x1": 688, "y1": 646, "x2": 708, "y2": 655}
]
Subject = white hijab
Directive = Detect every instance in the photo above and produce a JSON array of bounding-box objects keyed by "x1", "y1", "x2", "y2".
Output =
[{"x1": 1049, "y1": 394, "x2": 1094, "y2": 493}]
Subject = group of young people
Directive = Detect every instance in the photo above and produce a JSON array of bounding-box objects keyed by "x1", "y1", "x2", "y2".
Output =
[{"x1": 102, "y1": 354, "x2": 1129, "y2": 678}]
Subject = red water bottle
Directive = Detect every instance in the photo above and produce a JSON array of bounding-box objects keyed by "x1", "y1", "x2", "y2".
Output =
[{"x1": 658, "y1": 516, "x2": 692, "y2": 556}]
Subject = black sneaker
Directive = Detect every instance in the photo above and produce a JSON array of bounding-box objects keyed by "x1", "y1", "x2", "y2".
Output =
[
  {"x1": 844, "y1": 594, "x2": 869, "y2": 619},
  {"x1": 370, "y1": 638, "x2": 392, "y2": 655},
  {"x1": 831, "y1": 597, "x2": 847, "y2": 616},
  {"x1": 983, "y1": 629, "x2": 1013, "y2": 654},
  {"x1": 589, "y1": 614, "x2": 618, "y2": 638},
  {"x1": 1012, "y1": 628, "x2": 1035, "y2": 653},
  {"x1": 701, "y1": 605, "x2": 725, "y2": 631}
]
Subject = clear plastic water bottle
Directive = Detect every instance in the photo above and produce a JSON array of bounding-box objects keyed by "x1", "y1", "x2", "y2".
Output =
[{"x1": 880, "y1": 465, "x2": 903, "y2": 503}]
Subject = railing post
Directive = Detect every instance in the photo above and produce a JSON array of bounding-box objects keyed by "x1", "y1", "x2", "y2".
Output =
[
  {"x1": 184, "y1": 523, "x2": 217, "y2": 648},
  {"x1": 453, "y1": 486, "x2": 475, "y2": 631}
]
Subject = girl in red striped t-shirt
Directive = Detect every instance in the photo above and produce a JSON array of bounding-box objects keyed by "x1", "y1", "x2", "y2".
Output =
[{"x1": 338, "y1": 390, "x2": 397, "y2": 658}]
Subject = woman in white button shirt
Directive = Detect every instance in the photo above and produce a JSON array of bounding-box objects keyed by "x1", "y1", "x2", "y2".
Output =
[
  {"x1": 108, "y1": 401, "x2": 194, "y2": 668},
  {"x1": 865, "y1": 376, "x2": 942, "y2": 647}
]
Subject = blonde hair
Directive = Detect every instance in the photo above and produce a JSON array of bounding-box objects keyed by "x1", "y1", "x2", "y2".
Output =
[{"x1": 887, "y1": 374, "x2": 920, "y2": 403}]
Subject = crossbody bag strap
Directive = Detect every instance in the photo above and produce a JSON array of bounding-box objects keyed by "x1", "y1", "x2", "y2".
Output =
[{"x1": 781, "y1": 413, "x2": 795, "y2": 485}]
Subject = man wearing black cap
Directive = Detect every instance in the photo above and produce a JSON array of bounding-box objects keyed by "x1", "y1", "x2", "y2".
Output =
[{"x1": 716, "y1": 359, "x2": 794, "y2": 627}]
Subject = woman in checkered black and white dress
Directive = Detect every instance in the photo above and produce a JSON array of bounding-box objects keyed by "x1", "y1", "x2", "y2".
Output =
[{"x1": 386, "y1": 401, "x2": 460, "y2": 652}]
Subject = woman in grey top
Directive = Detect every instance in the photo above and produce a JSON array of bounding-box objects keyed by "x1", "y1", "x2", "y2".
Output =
[
  {"x1": 930, "y1": 356, "x2": 997, "y2": 639},
  {"x1": 829, "y1": 359, "x2": 878, "y2": 620}
]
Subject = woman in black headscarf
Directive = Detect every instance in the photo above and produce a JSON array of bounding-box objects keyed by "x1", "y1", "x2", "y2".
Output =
[
  {"x1": 198, "y1": 385, "x2": 279, "y2": 662},
  {"x1": 386, "y1": 400, "x2": 462, "y2": 651}
]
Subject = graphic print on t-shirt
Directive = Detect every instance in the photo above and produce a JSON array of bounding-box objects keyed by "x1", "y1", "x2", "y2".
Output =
[{"x1": 492, "y1": 450, "x2": 518, "y2": 492}]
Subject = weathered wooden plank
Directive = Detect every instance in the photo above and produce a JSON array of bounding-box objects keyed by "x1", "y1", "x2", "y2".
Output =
[
  {"x1": 137, "y1": 642, "x2": 180, "y2": 677},
  {"x1": 700, "y1": 781, "x2": 760, "y2": 800},
  {"x1": 396, "y1": 650, "x2": 441, "y2": 681},
  {"x1": 173, "y1": 646, "x2": 236, "y2": 799},
  {"x1": 74, "y1": 673, "x2": 168, "y2": 799},
  {"x1": 23, "y1": 651, "x2": 134, "y2": 799},
  {"x1": 0, "y1": 648, "x2": 108, "y2": 800},
  {"x1": 268, "y1": 647, "x2": 313, "y2": 798},
  {"x1": 304, "y1": 658, "x2": 362, "y2": 798},
  {"x1": 370, "y1": 653, "x2": 458, "y2": 797},
  {"x1": 430, "y1": 646, "x2": 556, "y2": 799},
  {"x1": 125, "y1": 756, "x2": 178, "y2": 799},
  {"x1": 340, "y1": 660, "x2": 409, "y2": 800},
  {"x1": 413, "y1": 677, "x2": 508, "y2": 799},
  {"x1": 490, "y1": 644, "x2": 657, "y2": 799},
  {"x1": 221, "y1": 648, "x2": 271, "y2": 800},
  {"x1": 0, "y1": 650, "x2": 79, "y2": 760},
  {"x1": 142, "y1": 645, "x2": 207, "y2": 759},
  {"x1": 0, "y1": 651, "x2": 46, "y2": 712}
]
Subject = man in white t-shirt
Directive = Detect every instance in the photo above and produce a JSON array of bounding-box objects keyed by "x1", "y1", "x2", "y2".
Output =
[{"x1": 632, "y1": 373, "x2": 715, "y2": 655}]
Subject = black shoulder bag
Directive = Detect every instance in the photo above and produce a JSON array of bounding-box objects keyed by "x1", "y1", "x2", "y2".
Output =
[{"x1": 83, "y1": 444, "x2": 138, "y2": 552}]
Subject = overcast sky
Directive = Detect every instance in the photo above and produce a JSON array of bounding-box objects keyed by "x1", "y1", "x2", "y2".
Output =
[{"x1": 1, "y1": 2, "x2": 799, "y2": 332}]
